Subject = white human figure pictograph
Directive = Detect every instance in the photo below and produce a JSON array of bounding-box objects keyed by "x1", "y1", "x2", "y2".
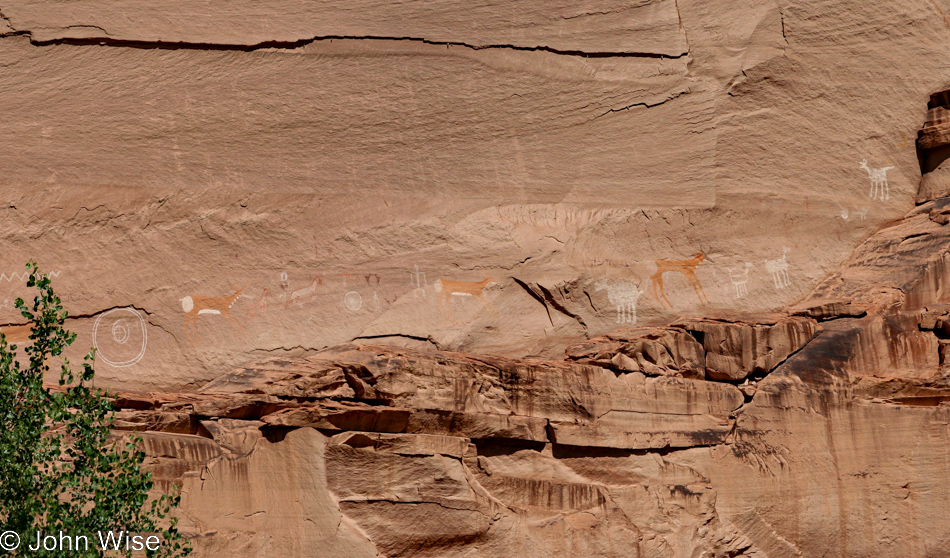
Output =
[
  {"x1": 763, "y1": 248, "x2": 791, "y2": 290},
  {"x1": 410, "y1": 265, "x2": 427, "y2": 298},
  {"x1": 594, "y1": 279, "x2": 643, "y2": 324},
  {"x1": 860, "y1": 159, "x2": 894, "y2": 201},
  {"x1": 728, "y1": 263, "x2": 753, "y2": 299}
]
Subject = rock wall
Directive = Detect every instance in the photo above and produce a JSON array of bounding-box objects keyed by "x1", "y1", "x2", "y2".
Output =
[
  {"x1": 4, "y1": 0, "x2": 950, "y2": 556},
  {"x1": 0, "y1": 0, "x2": 948, "y2": 389},
  {"x1": 121, "y1": 195, "x2": 950, "y2": 556}
]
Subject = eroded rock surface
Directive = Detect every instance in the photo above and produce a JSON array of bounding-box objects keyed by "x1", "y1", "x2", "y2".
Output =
[
  {"x1": 671, "y1": 317, "x2": 820, "y2": 381},
  {"x1": 0, "y1": 0, "x2": 947, "y2": 391},
  {"x1": 109, "y1": 190, "x2": 950, "y2": 557},
  {"x1": 565, "y1": 327, "x2": 706, "y2": 379}
]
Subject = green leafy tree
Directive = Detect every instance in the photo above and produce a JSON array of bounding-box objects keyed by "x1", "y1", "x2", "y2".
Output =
[{"x1": 0, "y1": 262, "x2": 190, "y2": 557}]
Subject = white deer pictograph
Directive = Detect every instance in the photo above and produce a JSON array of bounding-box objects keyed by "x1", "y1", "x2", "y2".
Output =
[
  {"x1": 594, "y1": 279, "x2": 643, "y2": 324},
  {"x1": 764, "y1": 248, "x2": 791, "y2": 290},
  {"x1": 860, "y1": 159, "x2": 894, "y2": 201},
  {"x1": 728, "y1": 263, "x2": 753, "y2": 299}
]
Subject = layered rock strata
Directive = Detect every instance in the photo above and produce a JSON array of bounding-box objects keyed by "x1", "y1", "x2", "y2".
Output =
[
  {"x1": 918, "y1": 87, "x2": 950, "y2": 203},
  {"x1": 116, "y1": 193, "x2": 950, "y2": 555}
]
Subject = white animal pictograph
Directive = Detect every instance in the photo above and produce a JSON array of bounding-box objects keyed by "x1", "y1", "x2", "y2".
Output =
[
  {"x1": 287, "y1": 275, "x2": 323, "y2": 307},
  {"x1": 594, "y1": 279, "x2": 643, "y2": 324},
  {"x1": 860, "y1": 159, "x2": 894, "y2": 201},
  {"x1": 763, "y1": 248, "x2": 791, "y2": 290},
  {"x1": 836, "y1": 203, "x2": 869, "y2": 221},
  {"x1": 728, "y1": 263, "x2": 753, "y2": 299}
]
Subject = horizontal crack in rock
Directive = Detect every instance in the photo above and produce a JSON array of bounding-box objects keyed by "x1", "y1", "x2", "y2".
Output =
[{"x1": 1, "y1": 28, "x2": 688, "y2": 59}]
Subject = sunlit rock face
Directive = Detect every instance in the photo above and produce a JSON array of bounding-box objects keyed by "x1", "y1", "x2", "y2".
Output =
[
  {"x1": 1, "y1": 0, "x2": 948, "y2": 389},
  {"x1": 5, "y1": 0, "x2": 950, "y2": 555},
  {"x1": 127, "y1": 195, "x2": 950, "y2": 556}
]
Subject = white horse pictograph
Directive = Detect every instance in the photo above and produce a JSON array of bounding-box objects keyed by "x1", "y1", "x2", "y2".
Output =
[{"x1": 860, "y1": 159, "x2": 894, "y2": 201}]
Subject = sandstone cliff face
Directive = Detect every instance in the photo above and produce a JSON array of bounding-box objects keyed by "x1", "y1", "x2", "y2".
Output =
[
  {"x1": 4, "y1": 0, "x2": 950, "y2": 556},
  {"x1": 119, "y1": 192, "x2": 950, "y2": 557},
  {"x1": 0, "y1": 0, "x2": 948, "y2": 389}
]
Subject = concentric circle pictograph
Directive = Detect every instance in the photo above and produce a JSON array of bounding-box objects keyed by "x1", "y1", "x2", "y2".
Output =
[{"x1": 93, "y1": 307, "x2": 148, "y2": 367}]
